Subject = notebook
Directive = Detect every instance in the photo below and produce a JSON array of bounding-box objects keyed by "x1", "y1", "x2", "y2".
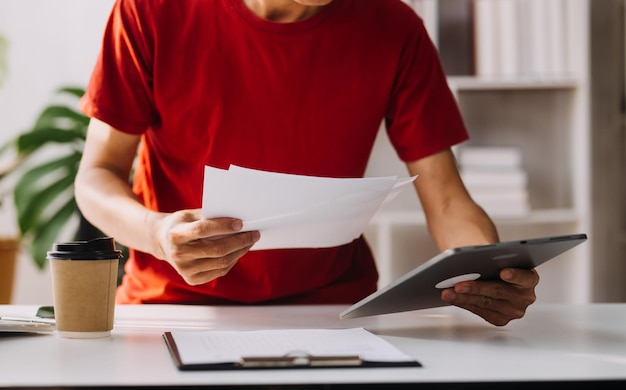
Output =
[
  {"x1": 340, "y1": 233, "x2": 587, "y2": 319},
  {"x1": 0, "y1": 317, "x2": 55, "y2": 333}
]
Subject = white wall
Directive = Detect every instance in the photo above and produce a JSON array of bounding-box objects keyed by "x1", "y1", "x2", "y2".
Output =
[{"x1": 0, "y1": 0, "x2": 115, "y2": 304}]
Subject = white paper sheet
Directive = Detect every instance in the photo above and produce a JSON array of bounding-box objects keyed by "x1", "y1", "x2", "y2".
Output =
[
  {"x1": 202, "y1": 165, "x2": 416, "y2": 250},
  {"x1": 167, "y1": 327, "x2": 415, "y2": 365}
]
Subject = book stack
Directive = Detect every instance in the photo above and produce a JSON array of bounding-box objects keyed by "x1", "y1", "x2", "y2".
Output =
[
  {"x1": 473, "y1": 0, "x2": 568, "y2": 78},
  {"x1": 458, "y1": 146, "x2": 530, "y2": 218}
]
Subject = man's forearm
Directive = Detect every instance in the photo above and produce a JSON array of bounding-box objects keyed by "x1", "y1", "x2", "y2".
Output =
[
  {"x1": 428, "y1": 199, "x2": 499, "y2": 251},
  {"x1": 75, "y1": 166, "x2": 161, "y2": 256}
]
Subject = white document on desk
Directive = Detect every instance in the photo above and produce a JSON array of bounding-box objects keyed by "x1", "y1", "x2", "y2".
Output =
[
  {"x1": 163, "y1": 327, "x2": 420, "y2": 369},
  {"x1": 202, "y1": 165, "x2": 416, "y2": 250}
]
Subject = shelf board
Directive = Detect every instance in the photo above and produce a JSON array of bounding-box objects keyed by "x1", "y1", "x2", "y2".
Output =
[
  {"x1": 369, "y1": 208, "x2": 580, "y2": 227},
  {"x1": 447, "y1": 76, "x2": 579, "y2": 91}
]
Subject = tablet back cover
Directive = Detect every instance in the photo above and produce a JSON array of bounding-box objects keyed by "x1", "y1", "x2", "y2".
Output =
[{"x1": 340, "y1": 234, "x2": 587, "y2": 319}]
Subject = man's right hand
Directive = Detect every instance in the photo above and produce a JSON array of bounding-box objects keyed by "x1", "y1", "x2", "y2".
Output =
[{"x1": 151, "y1": 209, "x2": 261, "y2": 285}]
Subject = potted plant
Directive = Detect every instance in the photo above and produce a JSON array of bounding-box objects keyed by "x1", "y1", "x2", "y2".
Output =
[
  {"x1": 0, "y1": 86, "x2": 126, "y2": 292},
  {"x1": 0, "y1": 85, "x2": 90, "y2": 267}
]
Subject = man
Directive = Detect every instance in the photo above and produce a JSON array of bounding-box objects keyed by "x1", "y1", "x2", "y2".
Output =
[{"x1": 75, "y1": 0, "x2": 539, "y2": 326}]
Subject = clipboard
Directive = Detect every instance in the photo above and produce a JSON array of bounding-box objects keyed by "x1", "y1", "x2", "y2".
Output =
[
  {"x1": 341, "y1": 233, "x2": 587, "y2": 319},
  {"x1": 163, "y1": 328, "x2": 421, "y2": 370}
]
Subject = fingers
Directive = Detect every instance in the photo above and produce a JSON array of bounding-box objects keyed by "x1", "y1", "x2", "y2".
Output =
[
  {"x1": 193, "y1": 230, "x2": 261, "y2": 267},
  {"x1": 441, "y1": 268, "x2": 539, "y2": 326},
  {"x1": 166, "y1": 209, "x2": 246, "y2": 244},
  {"x1": 168, "y1": 229, "x2": 261, "y2": 285},
  {"x1": 441, "y1": 288, "x2": 519, "y2": 326},
  {"x1": 501, "y1": 267, "x2": 540, "y2": 289},
  {"x1": 154, "y1": 209, "x2": 261, "y2": 286},
  {"x1": 176, "y1": 245, "x2": 253, "y2": 285}
]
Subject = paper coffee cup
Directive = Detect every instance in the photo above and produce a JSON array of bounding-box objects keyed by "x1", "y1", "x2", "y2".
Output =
[{"x1": 48, "y1": 237, "x2": 122, "y2": 339}]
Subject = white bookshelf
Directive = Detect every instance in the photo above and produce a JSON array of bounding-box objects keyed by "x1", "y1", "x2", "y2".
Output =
[
  {"x1": 365, "y1": 0, "x2": 591, "y2": 305},
  {"x1": 447, "y1": 76, "x2": 579, "y2": 91}
]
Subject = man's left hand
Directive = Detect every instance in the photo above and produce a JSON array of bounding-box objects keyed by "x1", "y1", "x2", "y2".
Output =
[{"x1": 441, "y1": 268, "x2": 540, "y2": 326}]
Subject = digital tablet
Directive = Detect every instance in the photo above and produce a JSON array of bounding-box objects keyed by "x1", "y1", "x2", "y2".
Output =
[{"x1": 340, "y1": 233, "x2": 587, "y2": 319}]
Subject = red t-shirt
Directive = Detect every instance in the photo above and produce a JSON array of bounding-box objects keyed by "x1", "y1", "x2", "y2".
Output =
[{"x1": 80, "y1": 0, "x2": 469, "y2": 305}]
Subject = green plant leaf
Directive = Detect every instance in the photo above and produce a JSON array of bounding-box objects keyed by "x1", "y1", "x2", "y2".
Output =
[
  {"x1": 15, "y1": 173, "x2": 75, "y2": 235},
  {"x1": 57, "y1": 86, "x2": 86, "y2": 99},
  {"x1": 15, "y1": 127, "x2": 84, "y2": 154},
  {"x1": 0, "y1": 139, "x2": 21, "y2": 181},
  {"x1": 1, "y1": 85, "x2": 90, "y2": 271},
  {"x1": 27, "y1": 198, "x2": 77, "y2": 270},
  {"x1": 33, "y1": 105, "x2": 89, "y2": 132},
  {"x1": 13, "y1": 151, "x2": 81, "y2": 201},
  {"x1": 13, "y1": 152, "x2": 81, "y2": 234}
]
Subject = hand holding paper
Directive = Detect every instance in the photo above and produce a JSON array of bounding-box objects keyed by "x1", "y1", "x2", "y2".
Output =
[{"x1": 202, "y1": 165, "x2": 416, "y2": 250}]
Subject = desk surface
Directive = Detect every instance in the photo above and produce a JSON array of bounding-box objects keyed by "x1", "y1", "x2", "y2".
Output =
[{"x1": 1, "y1": 303, "x2": 625, "y2": 388}]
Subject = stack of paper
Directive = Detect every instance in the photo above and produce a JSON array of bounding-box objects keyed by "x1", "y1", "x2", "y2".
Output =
[
  {"x1": 458, "y1": 146, "x2": 530, "y2": 218},
  {"x1": 202, "y1": 165, "x2": 416, "y2": 250}
]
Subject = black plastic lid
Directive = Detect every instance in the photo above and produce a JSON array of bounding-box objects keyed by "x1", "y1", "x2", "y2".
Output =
[{"x1": 47, "y1": 237, "x2": 123, "y2": 260}]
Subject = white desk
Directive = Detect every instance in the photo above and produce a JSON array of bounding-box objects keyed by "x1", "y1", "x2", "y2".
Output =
[{"x1": 1, "y1": 303, "x2": 625, "y2": 388}]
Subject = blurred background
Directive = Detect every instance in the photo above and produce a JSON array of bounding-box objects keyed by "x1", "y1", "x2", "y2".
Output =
[{"x1": 0, "y1": 0, "x2": 624, "y2": 306}]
